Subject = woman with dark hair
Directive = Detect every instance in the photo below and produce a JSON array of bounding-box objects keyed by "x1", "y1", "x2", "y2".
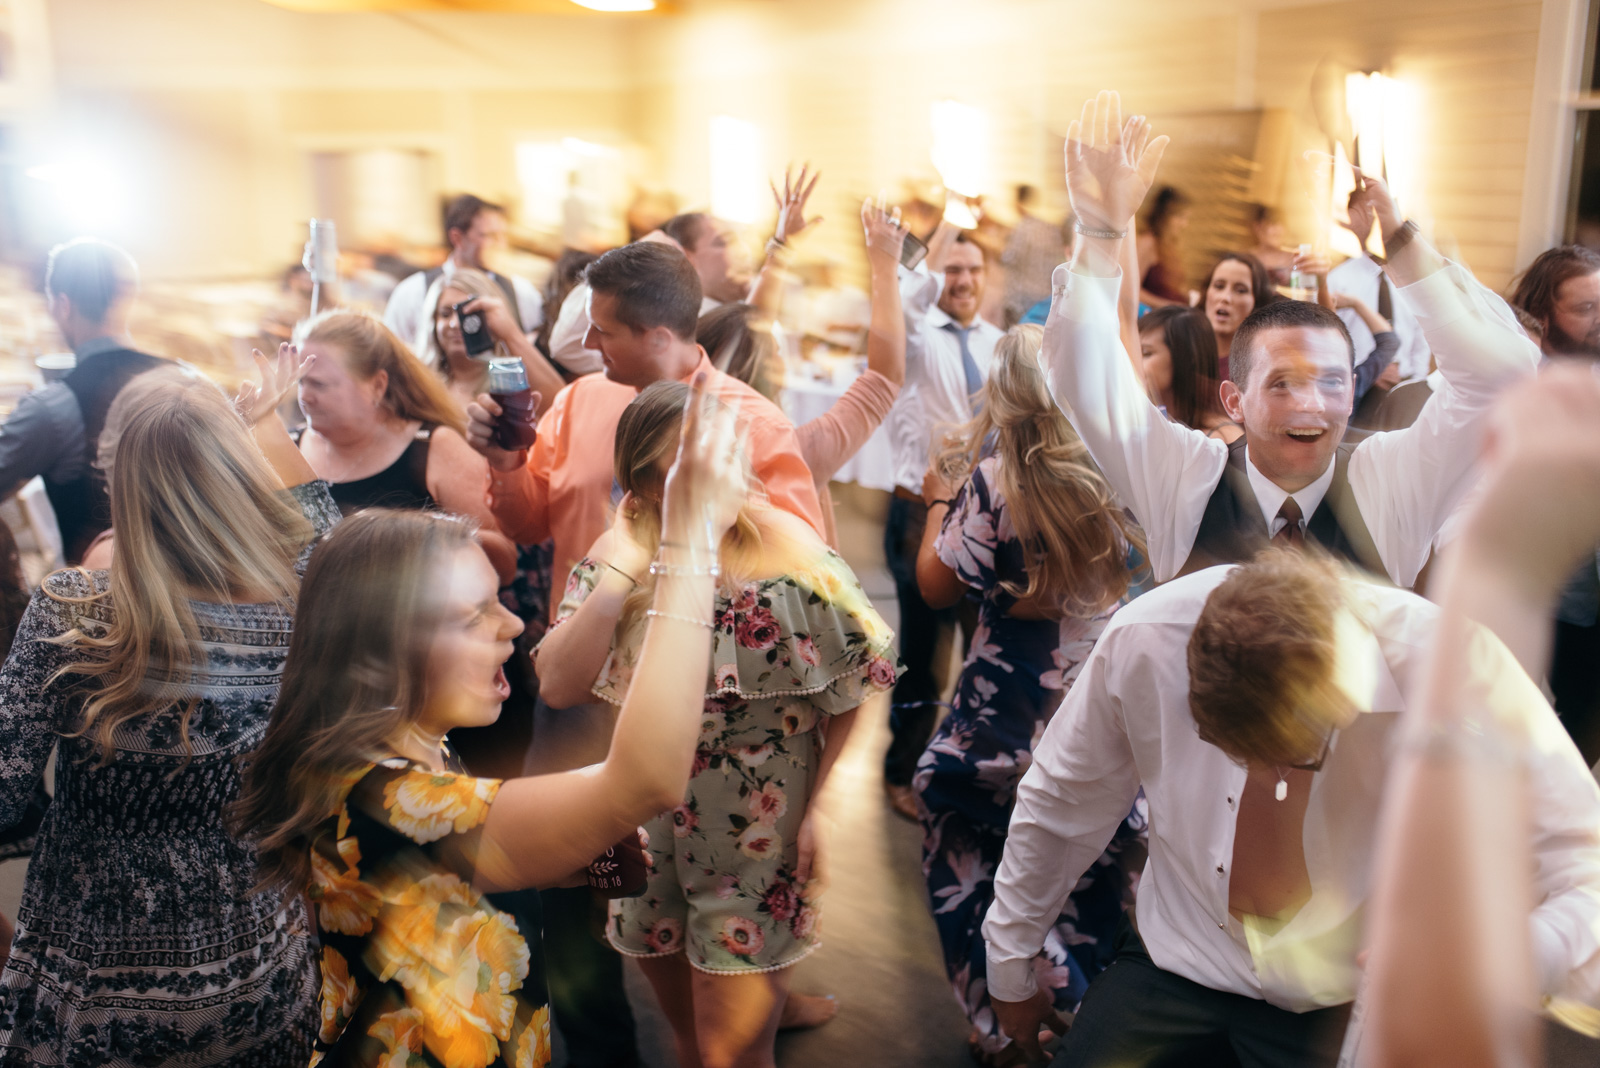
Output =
[
  {"x1": 234, "y1": 376, "x2": 746, "y2": 1068},
  {"x1": 1136, "y1": 306, "x2": 1241, "y2": 442},
  {"x1": 1136, "y1": 186, "x2": 1189, "y2": 307},
  {"x1": 1200, "y1": 251, "x2": 1278, "y2": 380}
]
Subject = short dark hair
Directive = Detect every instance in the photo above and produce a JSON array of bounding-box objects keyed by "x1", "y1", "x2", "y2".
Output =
[
  {"x1": 1228, "y1": 299, "x2": 1354, "y2": 389},
  {"x1": 442, "y1": 194, "x2": 503, "y2": 245},
  {"x1": 45, "y1": 238, "x2": 139, "y2": 326},
  {"x1": 1511, "y1": 245, "x2": 1600, "y2": 327},
  {"x1": 1187, "y1": 549, "x2": 1346, "y2": 767},
  {"x1": 660, "y1": 212, "x2": 710, "y2": 253},
  {"x1": 584, "y1": 242, "x2": 702, "y2": 340}
]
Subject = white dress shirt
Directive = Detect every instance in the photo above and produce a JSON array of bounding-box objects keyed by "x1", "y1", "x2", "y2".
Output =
[
  {"x1": 547, "y1": 282, "x2": 722, "y2": 379},
  {"x1": 1040, "y1": 259, "x2": 1539, "y2": 587},
  {"x1": 383, "y1": 260, "x2": 544, "y2": 357},
  {"x1": 983, "y1": 566, "x2": 1600, "y2": 1012},
  {"x1": 884, "y1": 265, "x2": 1004, "y2": 493},
  {"x1": 1328, "y1": 254, "x2": 1430, "y2": 381}
]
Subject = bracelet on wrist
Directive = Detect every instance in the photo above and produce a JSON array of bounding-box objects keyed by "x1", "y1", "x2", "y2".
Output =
[
  {"x1": 645, "y1": 608, "x2": 715, "y2": 629},
  {"x1": 649, "y1": 559, "x2": 721, "y2": 578},
  {"x1": 1382, "y1": 219, "x2": 1419, "y2": 256},
  {"x1": 1075, "y1": 223, "x2": 1128, "y2": 240},
  {"x1": 927, "y1": 498, "x2": 955, "y2": 510}
]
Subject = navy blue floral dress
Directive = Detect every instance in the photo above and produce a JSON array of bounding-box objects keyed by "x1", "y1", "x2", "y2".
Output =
[{"x1": 913, "y1": 458, "x2": 1147, "y2": 1055}]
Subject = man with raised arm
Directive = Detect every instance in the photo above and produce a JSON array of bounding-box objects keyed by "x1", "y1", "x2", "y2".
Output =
[{"x1": 1041, "y1": 92, "x2": 1537, "y2": 590}]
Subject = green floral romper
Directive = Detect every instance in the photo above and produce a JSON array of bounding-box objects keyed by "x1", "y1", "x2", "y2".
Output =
[{"x1": 551, "y1": 551, "x2": 899, "y2": 973}]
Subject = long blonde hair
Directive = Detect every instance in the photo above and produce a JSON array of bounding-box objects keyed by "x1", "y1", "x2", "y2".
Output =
[
  {"x1": 611, "y1": 381, "x2": 809, "y2": 639},
  {"x1": 933, "y1": 324, "x2": 1143, "y2": 616},
  {"x1": 294, "y1": 310, "x2": 467, "y2": 436},
  {"x1": 233, "y1": 509, "x2": 480, "y2": 893},
  {"x1": 50, "y1": 375, "x2": 314, "y2": 762}
]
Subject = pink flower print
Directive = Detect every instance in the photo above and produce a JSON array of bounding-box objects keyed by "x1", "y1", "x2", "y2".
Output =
[
  {"x1": 736, "y1": 744, "x2": 774, "y2": 768},
  {"x1": 714, "y1": 663, "x2": 739, "y2": 691},
  {"x1": 691, "y1": 747, "x2": 714, "y2": 777},
  {"x1": 727, "y1": 586, "x2": 758, "y2": 613},
  {"x1": 967, "y1": 623, "x2": 1010, "y2": 673},
  {"x1": 780, "y1": 705, "x2": 817, "y2": 737},
  {"x1": 795, "y1": 635, "x2": 820, "y2": 667},
  {"x1": 718, "y1": 916, "x2": 766, "y2": 958},
  {"x1": 734, "y1": 607, "x2": 781, "y2": 651},
  {"x1": 866, "y1": 655, "x2": 897, "y2": 690},
  {"x1": 670, "y1": 804, "x2": 699, "y2": 838},
  {"x1": 644, "y1": 917, "x2": 683, "y2": 953},
  {"x1": 760, "y1": 877, "x2": 801, "y2": 923},
  {"x1": 714, "y1": 873, "x2": 741, "y2": 899},
  {"x1": 936, "y1": 501, "x2": 997, "y2": 579},
  {"x1": 747, "y1": 782, "x2": 788, "y2": 826},
  {"x1": 790, "y1": 905, "x2": 818, "y2": 941},
  {"x1": 974, "y1": 750, "x2": 1030, "y2": 806},
  {"x1": 736, "y1": 822, "x2": 781, "y2": 860},
  {"x1": 932, "y1": 848, "x2": 994, "y2": 915}
]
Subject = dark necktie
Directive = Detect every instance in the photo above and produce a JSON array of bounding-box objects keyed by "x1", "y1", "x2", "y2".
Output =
[
  {"x1": 943, "y1": 321, "x2": 984, "y2": 402},
  {"x1": 1273, "y1": 497, "x2": 1305, "y2": 549}
]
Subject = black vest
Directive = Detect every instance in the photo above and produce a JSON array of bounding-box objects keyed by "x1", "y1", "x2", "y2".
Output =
[
  {"x1": 1177, "y1": 434, "x2": 1388, "y2": 582},
  {"x1": 421, "y1": 267, "x2": 525, "y2": 332},
  {"x1": 48, "y1": 346, "x2": 164, "y2": 564}
]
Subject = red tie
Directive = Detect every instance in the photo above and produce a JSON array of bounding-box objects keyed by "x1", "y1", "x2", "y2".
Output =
[{"x1": 1274, "y1": 497, "x2": 1305, "y2": 549}]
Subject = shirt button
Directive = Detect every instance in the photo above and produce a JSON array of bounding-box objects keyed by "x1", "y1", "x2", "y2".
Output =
[
  {"x1": 1218, "y1": 921, "x2": 1226, "y2": 929},
  {"x1": 1216, "y1": 865, "x2": 1225, "y2": 874},
  {"x1": 1227, "y1": 796, "x2": 1234, "y2": 806}
]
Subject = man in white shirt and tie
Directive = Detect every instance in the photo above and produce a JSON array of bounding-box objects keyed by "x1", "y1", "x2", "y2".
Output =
[
  {"x1": 1041, "y1": 93, "x2": 1537, "y2": 592},
  {"x1": 984, "y1": 547, "x2": 1600, "y2": 1066},
  {"x1": 880, "y1": 229, "x2": 1005, "y2": 817}
]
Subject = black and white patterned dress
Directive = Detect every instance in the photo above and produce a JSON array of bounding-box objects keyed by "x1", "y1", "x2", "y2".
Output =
[{"x1": 0, "y1": 481, "x2": 339, "y2": 1067}]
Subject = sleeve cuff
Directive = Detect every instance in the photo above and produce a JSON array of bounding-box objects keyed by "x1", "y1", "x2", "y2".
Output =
[
  {"x1": 985, "y1": 952, "x2": 1041, "y2": 1004},
  {"x1": 1050, "y1": 266, "x2": 1121, "y2": 326}
]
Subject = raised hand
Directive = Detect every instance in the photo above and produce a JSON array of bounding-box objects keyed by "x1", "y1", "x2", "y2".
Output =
[
  {"x1": 660, "y1": 374, "x2": 747, "y2": 553},
  {"x1": 771, "y1": 164, "x2": 824, "y2": 245},
  {"x1": 236, "y1": 343, "x2": 314, "y2": 427},
  {"x1": 1350, "y1": 167, "x2": 1404, "y2": 243},
  {"x1": 1064, "y1": 91, "x2": 1169, "y2": 235},
  {"x1": 861, "y1": 194, "x2": 906, "y2": 264}
]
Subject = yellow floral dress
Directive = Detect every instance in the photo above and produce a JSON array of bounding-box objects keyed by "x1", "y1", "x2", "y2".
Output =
[
  {"x1": 306, "y1": 756, "x2": 551, "y2": 1068},
  {"x1": 551, "y1": 550, "x2": 899, "y2": 974}
]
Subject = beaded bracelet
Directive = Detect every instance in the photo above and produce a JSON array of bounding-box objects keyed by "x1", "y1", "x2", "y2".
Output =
[
  {"x1": 646, "y1": 609, "x2": 715, "y2": 629},
  {"x1": 1075, "y1": 223, "x2": 1128, "y2": 240},
  {"x1": 649, "y1": 559, "x2": 722, "y2": 578}
]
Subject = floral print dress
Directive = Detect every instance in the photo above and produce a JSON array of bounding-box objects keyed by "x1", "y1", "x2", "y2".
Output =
[
  {"x1": 913, "y1": 458, "x2": 1147, "y2": 1055},
  {"x1": 551, "y1": 550, "x2": 898, "y2": 974},
  {"x1": 306, "y1": 753, "x2": 551, "y2": 1068}
]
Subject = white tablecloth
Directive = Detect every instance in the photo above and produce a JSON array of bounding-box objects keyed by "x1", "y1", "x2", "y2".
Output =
[{"x1": 779, "y1": 376, "x2": 898, "y2": 493}]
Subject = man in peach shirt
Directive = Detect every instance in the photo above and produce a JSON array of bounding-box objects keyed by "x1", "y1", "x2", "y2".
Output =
[
  {"x1": 464, "y1": 239, "x2": 823, "y2": 1068},
  {"x1": 467, "y1": 240, "x2": 823, "y2": 615}
]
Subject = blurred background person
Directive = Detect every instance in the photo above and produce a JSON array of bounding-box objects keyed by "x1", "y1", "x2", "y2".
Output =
[
  {"x1": 385, "y1": 194, "x2": 544, "y2": 355},
  {"x1": 418, "y1": 266, "x2": 564, "y2": 416},
  {"x1": 1136, "y1": 305, "x2": 1241, "y2": 442},
  {"x1": 258, "y1": 261, "x2": 314, "y2": 353},
  {"x1": 1136, "y1": 185, "x2": 1189, "y2": 307},
  {"x1": 912, "y1": 325, "x2": 1147, "y2": 1068},
  {"x1": 1000, "y1": 185, "x2": 1065, "y2": 328},
  {"x1": 1245, "y1": 203, "x2": 1296, "y2": 287},
  {"x1": 1329, "y1": 184, "x2": 1430, "y2": 411},
  {"x1": 0, "y1": 239, "x2": 164, "y2": 565},
  {"x1": 537, "y1": 249, "x2": 599, "y2": 372},
  {"x1": 881, "y1": 221, "x2": 1000, "y2": 821},
  {"x1": 0, "y1": 352, "x2": 331, "y2": 1066},
  {"x1": 1200, "y1": 251, "x2": 1278, "y2": 381}
]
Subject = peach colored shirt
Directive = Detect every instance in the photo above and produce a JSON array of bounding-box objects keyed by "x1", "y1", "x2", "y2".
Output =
[
  {"x1": 488, "y1": 353, "x2": 823, "y2": 620},
  {"x1": 794, "y1": 370, "x2": 899, "y2": 548}
]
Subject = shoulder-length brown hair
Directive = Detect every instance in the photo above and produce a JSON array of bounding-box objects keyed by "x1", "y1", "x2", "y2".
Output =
[
  {"x1": 232, "y1": 508, "x2": 480, "y2": 893},
  {"x1": 49, "y1": 374, "x2": 313, "y2": 763},
  {"x1": 1138, "y1": 305, "x2": 1224, "y2": 431},
  {"x1": 933, "y1": 324, "x2": 1143, "y2": 617},
  {"x1": 294, "y1": 310, "x2": 466, "y2": 436}
]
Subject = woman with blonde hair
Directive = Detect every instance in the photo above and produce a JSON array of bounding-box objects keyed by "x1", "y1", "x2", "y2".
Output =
[
  {"x1": 534, "y1": 381, "x2": 899, "y2": 1068},
  {"x1": 293, "y1": 310, "x2": 515, "y2": 579},
  {"x1": 234, "y1": 376, "x2": 747, "y2": 1068},
  {"x1": 0, "y1": 349, "x2": 333, "y2": 1065},
  {"x1": 417, "y1": 267, "x2": 564, "y2": 416},
  {"x1": 913, "y1": 324, "x2": 1148, "y2": 1067}
]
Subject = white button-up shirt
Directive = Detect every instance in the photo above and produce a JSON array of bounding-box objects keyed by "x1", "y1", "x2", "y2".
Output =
[
  {"x1": 1039, "y1": 259, "x2": 1539, "y2": 586},
  {"x1": 1328, "y1": 254, "x2": 1431, "y2": 381},
  {"x1": 983, "y1": 567, "x2": 1600, "y2": 1012},
  {"x1": 885, "y1": 266, "x2": 1003, "y2": 493}
]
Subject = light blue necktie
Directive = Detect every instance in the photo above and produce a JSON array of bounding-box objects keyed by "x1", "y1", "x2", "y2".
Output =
[{"x1": 943, "y1": 321, "x2": 983, "y2": 402}]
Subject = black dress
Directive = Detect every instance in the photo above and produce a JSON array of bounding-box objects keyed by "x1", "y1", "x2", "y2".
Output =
[{"x1": 0, "y1": 482, "x2": 340, "y2": 1066}]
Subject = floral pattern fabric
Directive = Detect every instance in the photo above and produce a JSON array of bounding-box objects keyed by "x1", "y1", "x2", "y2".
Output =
[
  {"x1": 550, "y1": 550, "x2": 898, "y2": 972},
  {"x1": 0, "y1": 480, "x2": 339, "y2": 1067},
  {"x1": 307, "y1": 756, "x2": 551, "y2": 1068},
  {"x1": 914, "y1": 458, "x2": 1147, "y2": 1055}
]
